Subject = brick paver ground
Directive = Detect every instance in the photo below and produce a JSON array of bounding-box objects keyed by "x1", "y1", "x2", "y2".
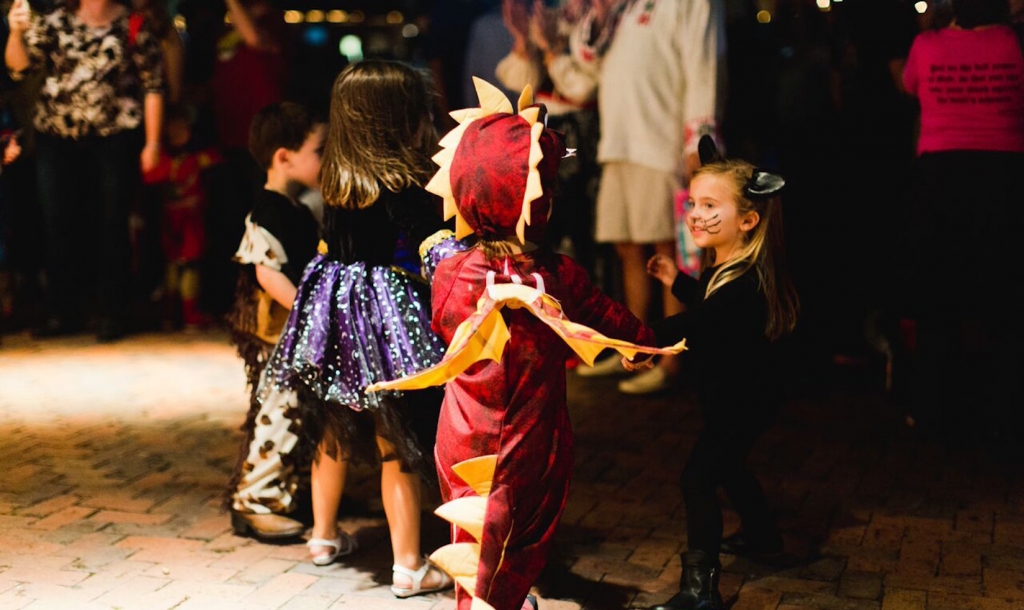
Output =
[{"x1": 1, "y1": 330, "x2": 1022, "y2": 610}]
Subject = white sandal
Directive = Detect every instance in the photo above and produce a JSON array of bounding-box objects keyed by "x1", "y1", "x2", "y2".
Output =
[
  {"x1": 391, "y1": 558, "x2": 454, "y2": 598},
  {"x1": 306, "y1": 532, "x2": 358, "y2": 566}
]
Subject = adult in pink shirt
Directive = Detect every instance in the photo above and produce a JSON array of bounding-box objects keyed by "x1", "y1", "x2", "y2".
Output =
[{"x1": 901, "y1": 0, "x2": 1024, "y2": 441}]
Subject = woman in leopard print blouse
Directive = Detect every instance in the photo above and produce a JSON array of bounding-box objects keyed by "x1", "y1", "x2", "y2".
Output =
[{"x1": 5, "y1": 0, "x2": 164, "y2": 341}]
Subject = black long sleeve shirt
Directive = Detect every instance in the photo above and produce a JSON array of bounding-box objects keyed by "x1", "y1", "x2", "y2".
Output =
[
  {"x1": 654, "y1": 265, "x2": 783, "y2": 420},
  {"x1": 321, "y1": 187, "x2": 445, "y2": 266}
]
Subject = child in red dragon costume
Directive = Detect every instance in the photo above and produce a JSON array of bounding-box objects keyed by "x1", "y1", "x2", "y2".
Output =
[{"x1": 369, "y1": 78, "x2": 686, "y2": 610}]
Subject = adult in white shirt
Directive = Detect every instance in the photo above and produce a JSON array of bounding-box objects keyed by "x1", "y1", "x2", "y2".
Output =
[{"x1": 581, "y1": 0, "x2": 726, "y2": 395}]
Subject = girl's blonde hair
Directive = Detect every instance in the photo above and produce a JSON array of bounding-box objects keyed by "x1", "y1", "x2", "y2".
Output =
[
  {"x1": 319, "y1": 60, "x2": 439, "y2": 209},
  {"x1": 694, "y1": 159, "x2": 800, "y2": 340}
]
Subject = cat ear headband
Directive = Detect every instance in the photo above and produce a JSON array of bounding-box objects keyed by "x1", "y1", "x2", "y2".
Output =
[{"x1": 697, "y1": 135, "x2": 785, "y2": 200}]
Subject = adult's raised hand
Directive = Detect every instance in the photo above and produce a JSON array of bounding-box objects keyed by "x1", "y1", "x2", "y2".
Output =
[{"x1": 8, "y1": 0, "x2": 31, "y2": 34}]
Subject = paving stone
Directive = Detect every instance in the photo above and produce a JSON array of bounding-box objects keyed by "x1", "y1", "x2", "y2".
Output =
[
  {"x1": 778, "y1": 592, "x2": 880, "y2": 609},
  {"x1": 925, "y1": 592, "x2": 1021, "y2": 610},
  {"x1": 1, "y1": 332, "x2": 1023, "y2": 610},
  {"x1": 838, "y1": 572, "x2": 883, "y2": 600},
  {"x1": 880, "y1": 588, "x2": 926, "y2": 610},
  {"x1": 981, "y1": 567, "x2": 1024, "y2": 600}
]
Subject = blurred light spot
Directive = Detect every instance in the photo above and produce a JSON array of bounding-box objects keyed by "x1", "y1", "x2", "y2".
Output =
[
  {"x1": 402, "y1": 23, "x2": 419, "y2": 38},
  {"x1": 327, "y1": 10, "x2": 347, "y2": 23},
  {"x1": 284, "y1": 10, "x2": 303, "y2": 24},
  {"x1": 386, "y1": 10, "x2": 404, "y2": 24},
  {"x1": 756, "y1": 9, "x2": 771, "y2": 23},
  {"x1": 349, "y1": 10, "x2": 365, "y2": 23},
  {"x1": 339, "y1": 34, "x2": 363, "y2": 62},
  {"x1": 816, "y1": 0, "x2": 830, "y2": 10},
  {"x1": 306, "y1": 10, "x2": 325, "y2": 23},
  {"x1": 173, "y1": 14, "x2": 186, "y2": 31},
  {"x1": 915, "y1": 1, "x2": 928, "y2": 13},
  {"x1": 304, "y1": 25, "x2": 329, "y2": 46}
]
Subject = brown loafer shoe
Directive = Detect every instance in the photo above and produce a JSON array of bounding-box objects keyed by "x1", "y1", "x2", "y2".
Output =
[{"x1": 231, "y1": 510, "x2": 305, "y2": 540}]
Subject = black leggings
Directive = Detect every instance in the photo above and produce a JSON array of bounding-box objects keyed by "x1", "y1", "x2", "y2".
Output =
[{"x1": 681, "y1": 414, "x2": 775, "y2": 557}]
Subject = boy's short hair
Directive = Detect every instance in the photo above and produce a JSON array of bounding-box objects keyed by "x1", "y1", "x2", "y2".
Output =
[{"x1": 248, "y1": 101, "x2": 318, "y2": 171}]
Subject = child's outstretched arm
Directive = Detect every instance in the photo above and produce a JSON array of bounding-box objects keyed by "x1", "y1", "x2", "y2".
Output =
[
  {"x1": 564, "y1": 257, "x2": 655, "y2": 348},
  {"x1": 255, "y1": 264, "x2": 297, "y2": 310}
]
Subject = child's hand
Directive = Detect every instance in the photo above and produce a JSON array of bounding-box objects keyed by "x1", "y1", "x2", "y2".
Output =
[
  {"x1": 529, "y1": 0, "x2": 563, "y2": 55},
  {"x1": 502, "y1": 0, "x2": 532, "y2": 55},
  {"x1": 8, "y1": 0, "x2": 30, "y2": 34},
  {"x1": 621, "y1": 354, "x2": 654, "y2": 372},
  {"x1": 140, "y1": 142, "x2": 160, "y2": 174},
  {"x1": 646, "y1": 254, "x2": 679, "y2": 288},
  {"x1": 3, "y1": 136, "x2": 21, "y2": 165}
]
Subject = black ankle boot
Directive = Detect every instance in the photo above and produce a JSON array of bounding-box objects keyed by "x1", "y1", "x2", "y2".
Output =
[{"x1": 647, "y1": 550, "x2": 723, "y2": 610}]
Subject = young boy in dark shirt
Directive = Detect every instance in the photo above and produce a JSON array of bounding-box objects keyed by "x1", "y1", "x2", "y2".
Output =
[{"x1": 225, "y1": 101, "x2": 324, "y2": 540}]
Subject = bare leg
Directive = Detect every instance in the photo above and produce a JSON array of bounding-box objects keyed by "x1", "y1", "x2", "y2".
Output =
[
  {"x1": 615, "y1": 242, "x2": 651, "y2": 322},
  {"x1": 310, "y1": 435, "x2": 347, "y2": 558},
  {"x1": 378, "y1": 436, "x2": 445, "y2": 590}
]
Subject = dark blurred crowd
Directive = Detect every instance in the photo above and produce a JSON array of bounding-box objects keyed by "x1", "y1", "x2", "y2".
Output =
[{"x1": 1, "y1": 0, "x2": 1021, "y2": 438}]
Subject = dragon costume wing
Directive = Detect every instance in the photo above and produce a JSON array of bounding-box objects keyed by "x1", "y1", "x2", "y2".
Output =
[{"x1": 366, "y1": 281, "x2": 686, "y2": 393}]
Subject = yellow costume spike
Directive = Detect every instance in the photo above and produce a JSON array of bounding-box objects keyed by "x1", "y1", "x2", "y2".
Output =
[
  {"x1": 515, "y1": 121, "x2": 546, "y2": 244},
  {"x1": 435, "y1": 496, "x2": 489, "y2": 542},
  {"x1": 442, "y1": 194, "x2": 458, "y2": 221},
  {"x1": 426, "y1": 165, "x2": 453, "y2": 200},
  {"x1": 429, "y1": 542, "x2": 483, "y2": 595},
  {"x1": 519, "y1": 106, "x2": 540, "y2": 126},
  {"x1": 515, "y1": 217, "x2": 527, "y2": 246},
  {"x1": 450, "y1": 108, "x2": 482, "y2": 123},
  {"x1": 432, "y1": 146, "x2": 456, "y2": 168},
  {"x1": 517, "y1": 84, "x2": 534, "y2": 112},
  {"x1": 440, "y1": 119, "x2": 475, "y2": 148},
  {"x1": 452, "y1": 455, "x2": 498, "y2": 496},
  {"x1": 523, "y1": 122, "x2": 545, "y2": 214},
  {"x1": 473, "y1": 76, "x2": 515, "y2": 115},
  {"x1": 454, "y1": 212, "x2": 476, "y2": 241}
]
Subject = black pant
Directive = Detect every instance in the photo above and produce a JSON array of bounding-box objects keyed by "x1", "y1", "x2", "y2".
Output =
[
  {"x1": 35, "y1": 130, "x2": 142, "y2": 323},
  {"x1": 681, "y1": 410, "x2": 776, "y2": 557},
  {"x1": 909, "y1": 151, "x2": 1024, "y2": 437}
]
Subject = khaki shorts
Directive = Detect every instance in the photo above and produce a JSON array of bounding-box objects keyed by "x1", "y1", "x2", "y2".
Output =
[{"x1": 595, "y1": 162, "x2": 679, "y2": 244}]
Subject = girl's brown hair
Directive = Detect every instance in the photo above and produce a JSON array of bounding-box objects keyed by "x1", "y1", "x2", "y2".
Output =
[
  {"x1": 694, "y1": 159, "x2": 800, "y2": 340},
  {"x1": 319, "y1": 59, "x2": 439, "y2": 209}
]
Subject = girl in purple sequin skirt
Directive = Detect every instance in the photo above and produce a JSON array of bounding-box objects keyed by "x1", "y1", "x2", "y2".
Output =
[{"x1": 255, "y1": 60, "x2": 464, "y2": 595}]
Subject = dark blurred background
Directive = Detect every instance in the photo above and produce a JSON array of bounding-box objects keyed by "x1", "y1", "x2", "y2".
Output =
[{"x1": 0, "y1": 0, "x2": 953, "y2": 396}]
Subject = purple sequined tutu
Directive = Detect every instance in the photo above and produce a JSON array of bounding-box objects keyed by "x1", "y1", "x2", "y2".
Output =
[
  {"x1": 255, "y1": 255, "x2": 448, "y2": 473},
  {"x1": 259, "y1": 255, "x2": 446, "y2": 410}
]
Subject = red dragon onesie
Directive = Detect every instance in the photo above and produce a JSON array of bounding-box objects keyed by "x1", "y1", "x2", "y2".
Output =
[{"x1": 368, "y1": 79, "x2": 687, "y2": 610}]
